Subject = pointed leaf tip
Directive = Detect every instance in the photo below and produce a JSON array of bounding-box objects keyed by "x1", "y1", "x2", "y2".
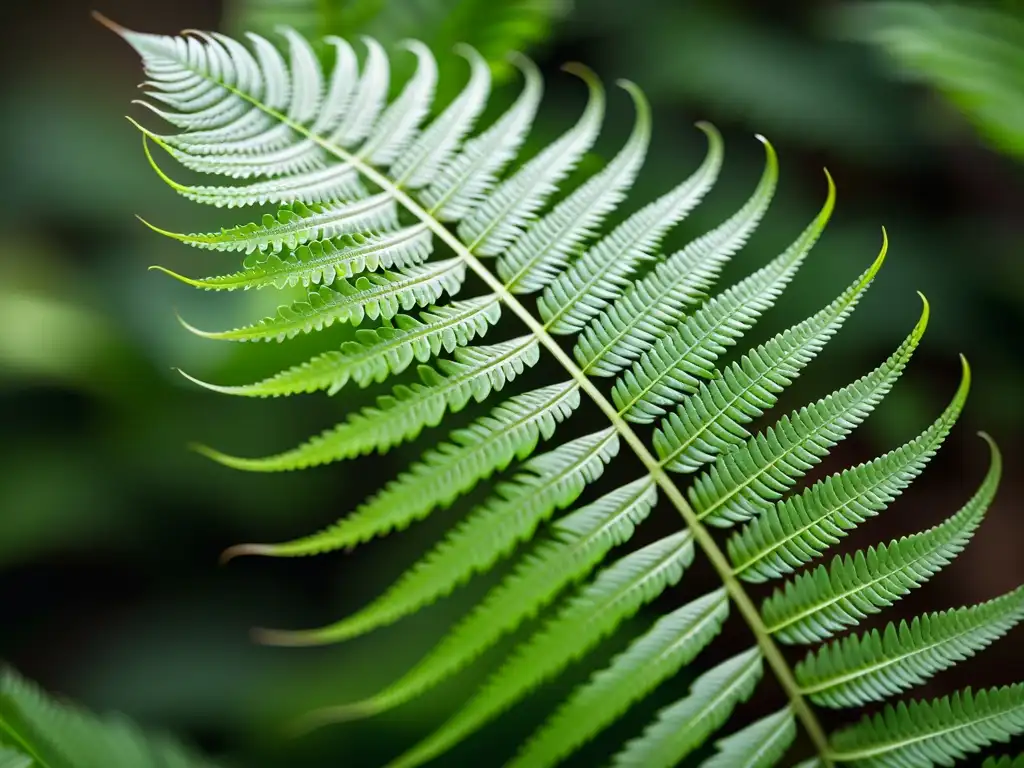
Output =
[
  {"x1": 251, "y1": 626, "x2": 329, "y2": 647},
  {"x1": 91, "y1": 11, "x2": 128, "y2": 35},
  {"x1": 175, "y1": 313, "x2": 219, "y2": 340},
  {"x1": 219, "y1": 543, "x2": 276, "y2": 564}
]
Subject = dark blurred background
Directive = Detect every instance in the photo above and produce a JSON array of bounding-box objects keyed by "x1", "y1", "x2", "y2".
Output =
[{"x1": 1, "y1": 0, "x2": 1022, "y2": 765}]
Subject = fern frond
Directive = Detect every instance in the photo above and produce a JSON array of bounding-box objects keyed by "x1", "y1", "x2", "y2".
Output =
[
  {"x1": 109, "y1": 18, "x2": 1022, "y2": 768},
  {"x1": 180, "y1": 257, "x2": 465, "y2": 341},
  {"x1": 761, "y1": 432, "x2": 1001, "y2": 645},
  {"x1": 796, "y1": 585, "x2": 1024, "y2": 709},
  {"x1": 181, "y1": 296, "x2": 501, "y2": 396},
  {"x1": 222, "y1": 381, "x2": 578, "y2": 559},
  {"x1": 536, "y1": 123, "x2": 723, "y2": 334},
  {"x1": 611, "y1": 175, "x2": 834, "y2": 423},
  {"x1": 155, "y1": 224, "x2": 434, "y2": 291},
  {"x1": 654, "y1": 238, "x2": 888, "y2": 474},
  {"x1": 828, "y1": 684, "x2": 1024, "y2": 767},
  {"x1": 497, "y1": 81, "x2": 651, "y2": 294},
  {"x1": 510, "y1": 589, "x2": 729, "y2": 768},
  {"x1": 322, "y1": 477, "x2": 657, "y2": 720},
  {"x1": 700, "y1": 706, "x2": 796, "y2": 768},
  {"x1": 198, "y1": 337, "x2": 542, "y2": 471},
  {"x1": 457, "y1": 64, "x2": 604, "y2": 256},
  {"x1": 384, "y1": 531, "x2": 696, "y2": 768},
  {"x1": 139, "y1": 193, "x2": 397, "y2": 254},
  {"x1": 728, "y1": 332, "x2": 965, "y2": 582},
  {"x1": 0, "y1": 667, "x2": 217, "y2": 768},
  {"x1": 688, "y1": 302, "x2": 930, "y2": 528},
  {"x1": 612, "y1": 647, "x2": 764, "y2": 768},
  {"x1": 260, "y1": 428, "x2": 617, "y2": 645},
  {"x1": 575, "y1": 136, "x2": 778, "y2": 377}
]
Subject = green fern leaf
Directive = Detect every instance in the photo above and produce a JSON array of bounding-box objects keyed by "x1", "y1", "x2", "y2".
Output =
[
  {"x1": 458, "y1": 65, "x2": 604, "y2": 256},
  {"x1": 797, "y1": 584, "x2": 1024, "y2": 709},
  {"x1": 700, "y1": 706, "x2": 796, "y2": 768},
  {"x1": 654, "y1": 238, "x2": 887, "y2": 474},
  {"x1": 510, "y1": 589, "x2": 729, "y2": 768},
  {"x1": 155, "y1": 224, "x2": 434, "y2": 291},
  {"x1": 198, "y1": 337, "x2": 542, "y2": 471},
  {"x1": 198, "y1": 336, "x2": 541, "y2": 471},
  {"x1": 260, "y1": 428, "x2": 616, "y2": 645},
  {"x1": 689, "y1": 303, "x2": 930, "y2": 528},
  {"x1": 420, "y1": 57, "x2": 543, "y2": 221},
  {"x1": 385, "y1": 531, "x2": 695, "y2": 768},
  {"x1": 319, "y1": 477, "x2": 657, "y2": 720},
  {"x1": 611, "y1": 175, "x2": 834, "y2": 423},
  {"x1": 180, "y1": 296, "x2": 500, "y2": 397},
  {"x1": 536, "y1": 123, "x2": 724, "y2": 334},
  {"x1": 729, "y1": 334, "x2": 966, "y2": 582},
  {"x1": 761, "y1": 433, "x2": 1001, "y2": 645},
  {"x1": 180, "y1": 257, "x2": 465, "y2": 341},
  {"x1": 828, "y1": 684, "x2": 1024, "y2": 767},
  {"x1": 612, "y1": 647, "x2": 764, "y2": 768},
  {"x1": 575, "y1": 136, "x2": 778, "y2": 376},
  {"x1": 139, "y1": 193, "x2": 397, "y2": 254},
  {"x1": 497, "y1": 82, "x2": 651, "y2": 294},
  {"x1": 222, "y1": 380, "x2": 578, "y2": 558},
  {"x1": 0, "y1": 668, "x2": 217, "y2": 768},
  {"x1": 108, "y1": 18, "x2": 1024, "y2": 768}
]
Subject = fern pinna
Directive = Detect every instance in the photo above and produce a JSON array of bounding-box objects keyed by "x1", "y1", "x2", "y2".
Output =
[{"x1": 101, "y1": 12, "x2": 1024, "y2": 768}]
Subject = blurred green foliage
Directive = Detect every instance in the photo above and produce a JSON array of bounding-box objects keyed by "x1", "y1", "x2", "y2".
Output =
[
  {"x1": 0, "y1": 0, "x2": 1021, "y2": 766},
  {"x1": 838, "y1": 2, "x2": 1024, "y2": 161}
]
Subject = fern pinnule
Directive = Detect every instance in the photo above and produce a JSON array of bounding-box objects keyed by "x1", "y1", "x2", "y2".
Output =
[
  {"x1": 178, "y1": 296, "x2": 501, "y2": 397},
  {"x1": 796, "y1": 584, "x2": 1024, "y2": 709},
  {"x1": 688, "y1": 297, "x2": 930, "y2": 528},
  {"x1": 574, "y1": 135, "x2": 779, "y2": 377},
  {"x1": 510, "y1": 588, "x2": 730, "y2": 768},
  {"x1": 390, "y1": 44, "x2": 491, "y2": 189},
  {"x1": 653, "y1": 235, "x2": 888, "y2": 475},
  {"x1": 761, "y1": 425, "x2": 998, "y2": 646},
  {"x1": 536, "y1": 123, "x2": 723, "y2": 335},
  {"x1": 199, "y1": 336, "x2": 542, "y2": 470},
  {"x1": 419, "y1": 55, "x2": 543, "y2": 221},
  {"x1": 382, "y1": 532, "x2": 696, "y2": 768},
  {"x1": 457, "y1": 63, "x2": 604, "y2": 256},
  {"x1": 498, "y1": 81, "x2": 651, "y2": 294},
  {"x1": 728, "y1": 332, "x2": 967, "y2": 582},
  {"x1": 828, "y1": 683, "x2": 1024, "y2": 767},
  {"x1": 221, "y1": 380, "x2": 579, "y2": 561},
  {"x1": 152, "y1": 225, "x2": 435, "y2": 291},
  {"x1": 610, "y1": 172, "x2": 834, "y2": 423},
  {"x1": 611, "y1": 647, "x2": 764, "y2": 768},
  {"x1": 316, "y1": 477, "x2": 658, "y2": 721},
  {"x1": 137, "y1": 193, "x2": 398, "y2": 254},
  {"x1": 176, "y1": 257, "x2": 466, "y2": 341},
  {"x1": 257, "y1": 428, "x2": 617, "y2": 646},
  {"x1": 701, "y1": 706, "x2": 797, "y2": 768}
]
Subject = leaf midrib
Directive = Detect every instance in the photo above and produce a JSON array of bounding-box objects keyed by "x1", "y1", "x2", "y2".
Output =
[{"x1": 144, "y1": 53, "x2": 833, "y2": 764}]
